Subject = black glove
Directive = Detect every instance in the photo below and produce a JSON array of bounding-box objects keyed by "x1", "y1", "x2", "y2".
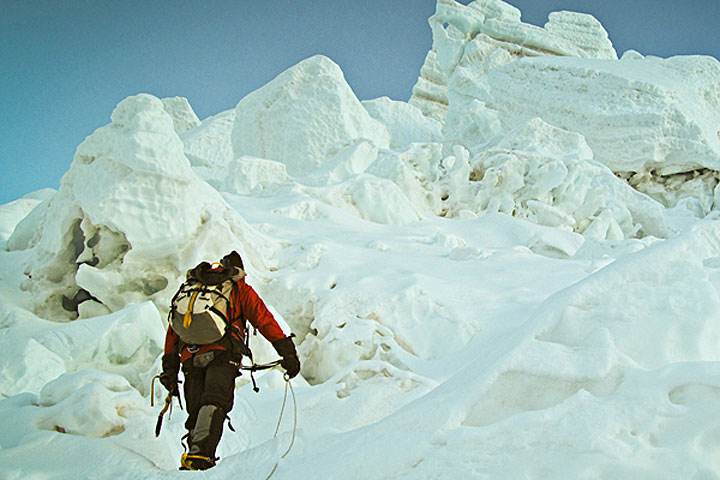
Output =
[
  {"x1": 272, "y1": 336, "x2": 301, "y2": 379},
  {"x1": 159, "y1": 353, "x2": 180, "y2": 395}
]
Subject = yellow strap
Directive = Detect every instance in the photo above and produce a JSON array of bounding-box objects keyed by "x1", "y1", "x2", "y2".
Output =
[{"x1": 183, "y1": 290, "x2": 201, "y2": 328}]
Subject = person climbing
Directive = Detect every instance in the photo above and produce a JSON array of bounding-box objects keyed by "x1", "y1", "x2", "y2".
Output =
[{"x1": 158, "y1": 250, "x2": 301, "y2": 471}]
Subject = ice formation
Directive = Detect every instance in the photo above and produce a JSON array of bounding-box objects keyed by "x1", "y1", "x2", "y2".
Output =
[
  {"x1": 161, "y1": 96, "x2": 201, "y2": 134},
  {"x1": 9, "y1": 94, "x2": 274, "y2": 319},
  {"x1": 362, "y1": 96, "x2": 443, "y2": 149},
  {"x1": 231, "y1": 55, "x2": 390, "y2": 177},
  {"x1": 2, "y1": 0, "x2": 720, "y2": 478},
  {"x1": 412, "y1": 0, "x2": 720, "y2": 214},
  {"x1": 451, "y1": 55, "x2": 720, "y2": 180},
  {"x1": 0, "y1": 188, "x2": 55, "y2": 244},
  {"x1": 181, "y1": 109, "x2": 236, "y2": 188},
  {"x1": 410, "y1": 0, "x2": 617, "y2": 121}
]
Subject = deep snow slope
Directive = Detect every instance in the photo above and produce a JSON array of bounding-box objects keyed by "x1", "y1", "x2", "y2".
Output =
[{"x1": 2, "y1": 0, "x2": 720, "y2": 479}]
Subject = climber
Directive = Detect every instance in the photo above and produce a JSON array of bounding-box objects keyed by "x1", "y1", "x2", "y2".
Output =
[{"x1": 158, "y1": 250, "x2": 300, "y2": 471}]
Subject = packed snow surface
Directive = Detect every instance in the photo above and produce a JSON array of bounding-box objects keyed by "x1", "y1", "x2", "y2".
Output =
[{"x1": 2, "y1": 0, "x2": 720, "y2": 478}]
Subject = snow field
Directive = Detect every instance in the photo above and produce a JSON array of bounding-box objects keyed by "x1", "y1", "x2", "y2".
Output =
[{"x1": 2, "y1": 0, "x2": 720, "y2": 477}]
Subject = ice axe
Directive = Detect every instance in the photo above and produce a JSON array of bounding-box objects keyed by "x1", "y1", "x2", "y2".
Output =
[{"x1": 151, "y1": 375, "x2": 183, "y2": 437}]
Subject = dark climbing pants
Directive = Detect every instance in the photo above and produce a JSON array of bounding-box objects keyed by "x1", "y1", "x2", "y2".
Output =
[{"x1": 181, "y1": 350, "x2": 238, "y2": 458}]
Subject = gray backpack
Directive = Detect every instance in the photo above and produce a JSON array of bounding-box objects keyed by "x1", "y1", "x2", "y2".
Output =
[{"x1": 169, "y1": 262, "x2": 245, "y2": 345}]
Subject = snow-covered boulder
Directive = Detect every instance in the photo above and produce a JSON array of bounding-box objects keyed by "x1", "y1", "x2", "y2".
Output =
[
  {"x1": 36, "y1": 370, "x2": 148, "y2": 438},
  {"x1": 232, "y1": 55, "x2": 390, "y2": 177},
  {"x1": 410, "y1": 0, "x2": 617, "y2": 121},
  {"x1": 19, "y1": 94, "x2": 273, "y2": 319},
  {"x1": 362, "y1": 97, "x2": 442, "y2": 149},
  {"x1": 161, "y1": 96, "x2": 201, "y2": 134}
]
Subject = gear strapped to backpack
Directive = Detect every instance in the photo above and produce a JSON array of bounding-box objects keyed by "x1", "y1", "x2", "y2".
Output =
[{"x1": 169, "y1": 261, "x2": 245, "y2": 345}]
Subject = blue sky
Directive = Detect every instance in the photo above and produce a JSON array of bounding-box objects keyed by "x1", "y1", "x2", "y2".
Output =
[{"x1": 1, "y1": 0, "x2": 718, "y2": 205}]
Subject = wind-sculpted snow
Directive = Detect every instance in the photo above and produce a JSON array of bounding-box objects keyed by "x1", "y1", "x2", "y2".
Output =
[
  {"x1": 362, "y1": 96, "x2": 443, "y2": 149},
  {"x1": 11, "y1": 94, "x2": 275, "y2": 319},
  {"x1": 3, "y1": 0, "x2": 720, "y2": 478},
  {"x1": 161, "y1": 96, "x2": 201, "y2": 134},
  {"x1": 181, "y1": 109, "x2": 236, "y2": 188},
  {"x1": 232, "y1": 55, "x2": 390, "y2": 177},
  {"x1": 410, "y1": 0, "x2": 616, "y2": 121},
  {"x1": 411, "y1": 0, "x2": 720, "y2": 214},
  {"x1": 468, "y1": 118, "x2": 669, "y2": 239},
  {"x1": 451, "y1": 54, "x2": 720, "y2": 182}
]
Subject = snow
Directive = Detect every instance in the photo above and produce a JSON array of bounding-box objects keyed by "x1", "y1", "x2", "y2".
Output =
[
  {"x1": 181, "y1": 108, "x2": 236, "y2": 189},
  {"x1": 2, "y1": 0, "x2": 720, "y2": 478},
  {"x1": 0, "y1": 188, "x2": 55, "y2": 246},
  {"x1": 161, "y1": 96, "x2": 201, "y2": 134},
  {"x1": 232, "y1": 55, "x2": 391, "y2": 177},
  {"x1": 362, "y1": 96, "x2": 443, "y2": 149},
  {"x1": 451, "y1": 54, "x2": 720, "y2": 177},
  {"x1": 410, "y1": 0, "x2": 617, "y2": 121}
]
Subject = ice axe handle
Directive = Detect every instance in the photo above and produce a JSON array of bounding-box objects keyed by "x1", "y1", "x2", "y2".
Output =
[
  {"x1": 154, "y1": 393, "x2": 173, "y2": 437},
  {"x1": 155, "y1": 414, "x2": 164, "y2": 437}
]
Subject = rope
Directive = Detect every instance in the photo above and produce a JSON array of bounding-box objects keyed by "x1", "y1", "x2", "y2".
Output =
[{"x1": 264, "y1": 378, "x2": 298, "y2": 480}]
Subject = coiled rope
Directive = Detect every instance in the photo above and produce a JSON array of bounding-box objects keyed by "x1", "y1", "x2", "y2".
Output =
[{"x1": 264, "y1": 376, "x2": 298, "y2": 480}]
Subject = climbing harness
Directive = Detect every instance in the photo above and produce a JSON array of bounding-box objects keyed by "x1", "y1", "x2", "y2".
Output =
[{"x1": 151, "y1": 374, "x2": 183, "y2": 437}]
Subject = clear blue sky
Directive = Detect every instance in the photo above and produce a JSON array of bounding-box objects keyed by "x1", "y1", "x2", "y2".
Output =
[{"x1": 1, "y1": 0, "x2": 718, "y2": 205}]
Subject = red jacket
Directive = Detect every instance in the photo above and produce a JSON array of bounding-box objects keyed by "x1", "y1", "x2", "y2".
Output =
[{"x1": 164, "y1": 277, "x2": 286, "y2": 363}]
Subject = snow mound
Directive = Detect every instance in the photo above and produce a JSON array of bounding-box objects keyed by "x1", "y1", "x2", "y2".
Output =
[
  {"x1": 36, "y1": 370, "x2": 148, "y2": 437},
  {"x1": 15, "y1": 94, "x2": 273, "y2": 319},
  {"x1": 535, "y1": 220, "x2": 720, "y2": 369},
  {"x1": 0, "y1": 337, "x2": 65, "y2": 397},
  {"x1": 461, "y1": 220, "x2": 720, "y2": 431},
  {"x1": 0, "y1": 189, "x2": 55, "y2": 243},
  {"x1": 4, "y1": 0, "x2": 720, "y2": 477},
  {"x1": 410, "y1": 0, "x2": 616, "y2": 121},
  {"x1": 0, "y1": 301, "x2": 164, "y2": 396},
  {"x1": 301, "y1": 175, "x2": 422, "y2": 226},
  {"x1": 232, "y1": 55, "x2": 390, "y2": 177},
  {"x1": 301, "y1": 140, "x2": 380, "y2": 187}
]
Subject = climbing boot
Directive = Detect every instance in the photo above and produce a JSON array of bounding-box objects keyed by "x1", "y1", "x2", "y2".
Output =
[{"x1": 180, "y1": 453, "x2": 216, "y2": 471}]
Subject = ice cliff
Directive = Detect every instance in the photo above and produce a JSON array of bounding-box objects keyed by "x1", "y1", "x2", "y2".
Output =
[{"x1": 411, "y1": 0, "x2": 720, "y2": 214}]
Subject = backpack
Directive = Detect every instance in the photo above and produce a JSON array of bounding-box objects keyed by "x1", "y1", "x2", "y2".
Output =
[{"x1": 169, "y1": 262, "x2": 245, "y2": 345}]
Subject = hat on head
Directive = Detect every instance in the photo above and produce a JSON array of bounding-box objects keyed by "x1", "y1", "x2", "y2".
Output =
[{"x1": 221, "y1": 250, "x2": 244, "y2": 270}]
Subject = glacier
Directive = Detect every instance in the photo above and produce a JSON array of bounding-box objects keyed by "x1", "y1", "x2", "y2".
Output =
[{"x1": 2, "y1": 0, "x2": 720, "y2": 478}]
